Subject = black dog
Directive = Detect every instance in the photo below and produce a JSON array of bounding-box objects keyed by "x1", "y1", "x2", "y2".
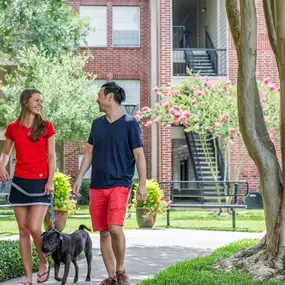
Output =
[{"x1": 41, "y1": 224, "x2": 92, "y2": 285}]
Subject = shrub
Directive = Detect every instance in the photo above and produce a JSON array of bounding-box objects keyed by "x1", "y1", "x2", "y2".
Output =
[
  {"x1": 77, "y1": 179, "x2": 90, "y2": 205},
  {"x1": 132, "y1": 179, "x2": 169, "y2": 216},
  {"x1": 0, "y1": 240, "x2": 40, "y2": 282},
  {"x1": 53, "y1": 171, "x2": 77, "y2": 216}
]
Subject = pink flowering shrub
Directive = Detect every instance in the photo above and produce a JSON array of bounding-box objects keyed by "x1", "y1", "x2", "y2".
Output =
[
  {"x1": 136, "y1": 74, "x2": 239, "y2": 140},
  {"x1": 135, "y1": 73, "x2": 279, "y2": 142}
]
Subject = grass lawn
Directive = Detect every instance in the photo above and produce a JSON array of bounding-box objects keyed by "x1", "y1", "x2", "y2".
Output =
[
  {"x1": 139, "y1": 239, "x2": 282, "y2": 285},
  {"x1": 0, "y1": 206, "x2": 265, "y2": 236}
]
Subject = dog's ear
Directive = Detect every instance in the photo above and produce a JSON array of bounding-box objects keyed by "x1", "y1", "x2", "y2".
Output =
[
  {"x1": 41, "y1": 231, "x2": 47, "y2": 237},
  {"x1": 55, "y1": 230, "x2": 63, "y2": 240}
]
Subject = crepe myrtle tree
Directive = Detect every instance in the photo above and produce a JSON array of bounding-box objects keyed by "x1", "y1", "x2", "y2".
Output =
[
  {"x1": 0, "y1": 46, "x2": 101, "y2": 144},
  {"x1": 216, "y1": 0, "x2": 285, "y2": 282},
  {"x1": 135, "y1": 73, "x2": 280, "y2": 212}
]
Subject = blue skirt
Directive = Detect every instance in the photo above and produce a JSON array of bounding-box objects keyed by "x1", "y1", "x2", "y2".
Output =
[{"x1": 8, "y1": 177, "x2": 51, "y2": 206}]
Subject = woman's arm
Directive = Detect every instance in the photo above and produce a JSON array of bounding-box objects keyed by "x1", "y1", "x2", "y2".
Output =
[
  {"x1": 45, "y1": 135, "x2": 56, "y2": 195},
  {"x1": 0, "y1": 139, "x2": 14, "y2": 182}
]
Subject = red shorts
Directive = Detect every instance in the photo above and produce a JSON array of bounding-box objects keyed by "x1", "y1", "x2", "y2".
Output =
[{"x1": 89, "y1": 186, "x2": 130, "y2": 232}]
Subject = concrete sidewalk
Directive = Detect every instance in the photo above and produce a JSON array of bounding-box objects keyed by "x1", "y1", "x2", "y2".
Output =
[{"x1": 0, "y1": 229, "x2": 263, "y2": 285}]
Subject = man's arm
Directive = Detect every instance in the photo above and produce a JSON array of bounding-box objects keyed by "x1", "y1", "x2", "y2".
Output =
[
  {"x1": 133, "y1": 147, "x2": 147, "y2": 202},
  {"x1": 72, "y1": 143, "x2": 93, "y2": 196}
]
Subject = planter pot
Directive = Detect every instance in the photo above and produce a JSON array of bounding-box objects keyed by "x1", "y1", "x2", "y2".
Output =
[
  {"x1": 136, "y1": 208, "x2": 156, "y2": 228},
  {"x1": 44, "y1": 209, "x2": 68, "y2": 232}
]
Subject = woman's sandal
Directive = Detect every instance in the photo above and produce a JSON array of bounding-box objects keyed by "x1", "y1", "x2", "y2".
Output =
[
  {"x1": 36, "y1": 262, "x2": 51, "y2": 283},
  {"x1": 20, "y1": 282, "x2": 33, "y2": 285}
]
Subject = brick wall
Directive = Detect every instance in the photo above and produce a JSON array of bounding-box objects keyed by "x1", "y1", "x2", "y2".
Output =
[
  {"x1": 228, "y1": 0, "x2": 279, "y2": 192},
  {"x1": 158, "y1": 0, "x2": 172, "y2": 183},
  {"x1": 228, "y1": 0, "x2": 278, "y2": 84},
  {"x1": 65, "y1": 0, "x2": 152, "y2": 179},
  {"x1": 64, "y1": 142, "x2": 80, "y2": 177}
]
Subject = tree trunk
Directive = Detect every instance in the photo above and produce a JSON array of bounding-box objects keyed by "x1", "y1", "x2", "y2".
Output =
[
  {"x1": 236, "y1": 0, "x2": 282, "y2": 253},
  {"x1": 217, "y1": 0, "x2": 285, "y2": 281},
  {"x1": 275, "y1": 2, "x2": 285, "y2": 249}
]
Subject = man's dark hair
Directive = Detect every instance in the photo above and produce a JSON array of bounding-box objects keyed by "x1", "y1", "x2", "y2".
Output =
[{"x1": 101, "y1": 82, "x2": 126, "y2": 105}]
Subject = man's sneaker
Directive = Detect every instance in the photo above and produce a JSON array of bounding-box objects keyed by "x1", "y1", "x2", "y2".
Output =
[
  {"x1": 100, "y1": 277, "x2": 117, "y2": 285},
  {"x1": 116, "y1": 269, "x2": 130, "y2": 285}
]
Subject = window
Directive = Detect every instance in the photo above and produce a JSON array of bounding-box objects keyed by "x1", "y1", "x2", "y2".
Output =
[
  {"x1": 78, "y1": 154, "x2": 91, "y2": 179},
  {"x1": 80, "y1": 6, "x2": 107, "y2": 47},
  {"x1": 113, "y1": 6, "x2": 140, "y2": 47},
  {"x1": 94, "y1": 79, "x2": 140, "y2": 115},
  {"x1": 113, "y1": 80, "x2": 140, "y2": 115}
]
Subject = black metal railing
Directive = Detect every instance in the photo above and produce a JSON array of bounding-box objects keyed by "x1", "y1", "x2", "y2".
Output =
[
  {"x1": 210, "y1": 136, "x2": 226, "y2": 181},
  {"x1": 160, "y1": 180, "x2": 249, "y2": 201},
  {"x1": 185, "y1": 132, "x2": 203, "y2": 181},
  {"x1": 185, "y1": 132, "x2": 204, "y2": 202},
  {"x1": 172, "y1": 48, "x2": 227, "y2": 76},
  {"x1": 205, "y1": 26, "x2": 218, "y2": 74},
  {"x1": 173, "y1": 26, "x2": 186, "y2": 48}
]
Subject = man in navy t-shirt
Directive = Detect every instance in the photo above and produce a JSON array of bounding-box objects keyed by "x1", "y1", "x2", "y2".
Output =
[{"x1": 73, "y1": 82, "x2": 147, "y2": 285}]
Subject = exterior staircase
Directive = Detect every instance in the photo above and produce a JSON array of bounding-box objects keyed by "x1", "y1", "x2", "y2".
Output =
[
  {"x1": 190, "y1": 51, "x2": 216, "y2": 76},
  {"x1": 178, "y1": 132, "x2": 226, "y2": 204}
]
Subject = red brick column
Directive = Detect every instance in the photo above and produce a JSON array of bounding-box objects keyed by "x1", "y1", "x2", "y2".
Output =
[
  {"x1": 158, "y1": 0, "x2": 172, "y2": 184},
  {"x1": 64, "y1": 142, "x2": 80, "y2": 178}
]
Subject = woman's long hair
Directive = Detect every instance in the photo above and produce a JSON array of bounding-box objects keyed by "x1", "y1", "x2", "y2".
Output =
[{"x1": 18, "y1": 88, "x2": 46, "y2": 141}]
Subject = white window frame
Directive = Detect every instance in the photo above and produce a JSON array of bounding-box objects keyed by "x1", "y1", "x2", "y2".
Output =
[
  {"x1": 78, "y1": 154, "x2": 91, "y2": 179},
  {"x1": 94, "y1": 79, "x2": 141, "y2": 114},
  {"x1": 112, "y1": 79, "x2": 140, "y2": 115},
  {"x1": 80, "y1": 6, "x2": 107, "y2": 47},
  {"x1": 112, "y1": 6, "x2": 140, "y2": 47}
]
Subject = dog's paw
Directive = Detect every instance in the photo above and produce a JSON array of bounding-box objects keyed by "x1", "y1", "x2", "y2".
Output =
[
  {"x1": 55, "y1": 277, "x2": 62, "y2": 281},
  {"x1": 73, "y1": 277, "x2": 78, "y2": 283},
  {"x1": 85, "y1": 277, "x2": 91, "y2": 281}
]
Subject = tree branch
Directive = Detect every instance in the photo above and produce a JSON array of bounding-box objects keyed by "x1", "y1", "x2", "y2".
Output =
[
  {"x1": 225, "y1": 0, "x2": 241, "y2": 47},
  {"x1": 263, "y1": 0, "x2": 278, "y2": 57}
]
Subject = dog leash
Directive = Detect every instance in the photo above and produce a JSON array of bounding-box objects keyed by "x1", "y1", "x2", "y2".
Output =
[{"x1": 9, "y1": 181, "x2": 55, "y2": 228}]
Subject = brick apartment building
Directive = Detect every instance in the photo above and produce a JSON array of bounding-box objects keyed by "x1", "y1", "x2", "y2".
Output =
[{"x1": 0, "y1": 0, "x2": 279, "y2": 193}]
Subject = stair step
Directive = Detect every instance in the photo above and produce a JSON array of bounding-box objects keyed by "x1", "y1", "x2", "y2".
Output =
[
  {"x1": 192, "y1": 63, "x2": 211, "y2": 67},
  {"x1": 193, "y1": 61, "x2": 211, "y2": 65},
  {"x1": 197, "y1": 71, "x2": 217, "y2": 76},
  {"x1": 203, "y1": 185, "x2": 226, "y2": 188},
  {"x1": 203, "y1": 176, "x2": 222, "y2": 180},
  {"x1": 193, "y1": 55, "x2": 207, "y2": 61},
  {"x1": 200, "y1": 171, "x2": 220, "y2": 175},
  {"x1": 193, "y1": 69, "x2": 214, "y2": 72}
]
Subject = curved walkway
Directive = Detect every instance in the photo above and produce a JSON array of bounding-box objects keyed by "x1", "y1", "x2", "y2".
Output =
[{"x1": 0, "y1": 229, "x2": 263, "y2": 285}]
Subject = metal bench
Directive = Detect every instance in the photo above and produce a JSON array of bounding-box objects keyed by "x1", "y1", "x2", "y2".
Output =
[
  {"x1": 0, "y1": 181, "x2": 11, "y2": 207},
  {"x1": 160, "y1": 180, "x2": 252, "y2": 229}
]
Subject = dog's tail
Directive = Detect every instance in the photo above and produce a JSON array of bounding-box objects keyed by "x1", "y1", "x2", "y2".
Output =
[{"x1": 79, "y1": 224, "x2": 91, "y2": 232}]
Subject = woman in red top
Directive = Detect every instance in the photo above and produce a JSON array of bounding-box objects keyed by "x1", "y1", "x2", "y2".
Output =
[{"x1": 0, "y1": 89, "x2": 56, "y2": 285}]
